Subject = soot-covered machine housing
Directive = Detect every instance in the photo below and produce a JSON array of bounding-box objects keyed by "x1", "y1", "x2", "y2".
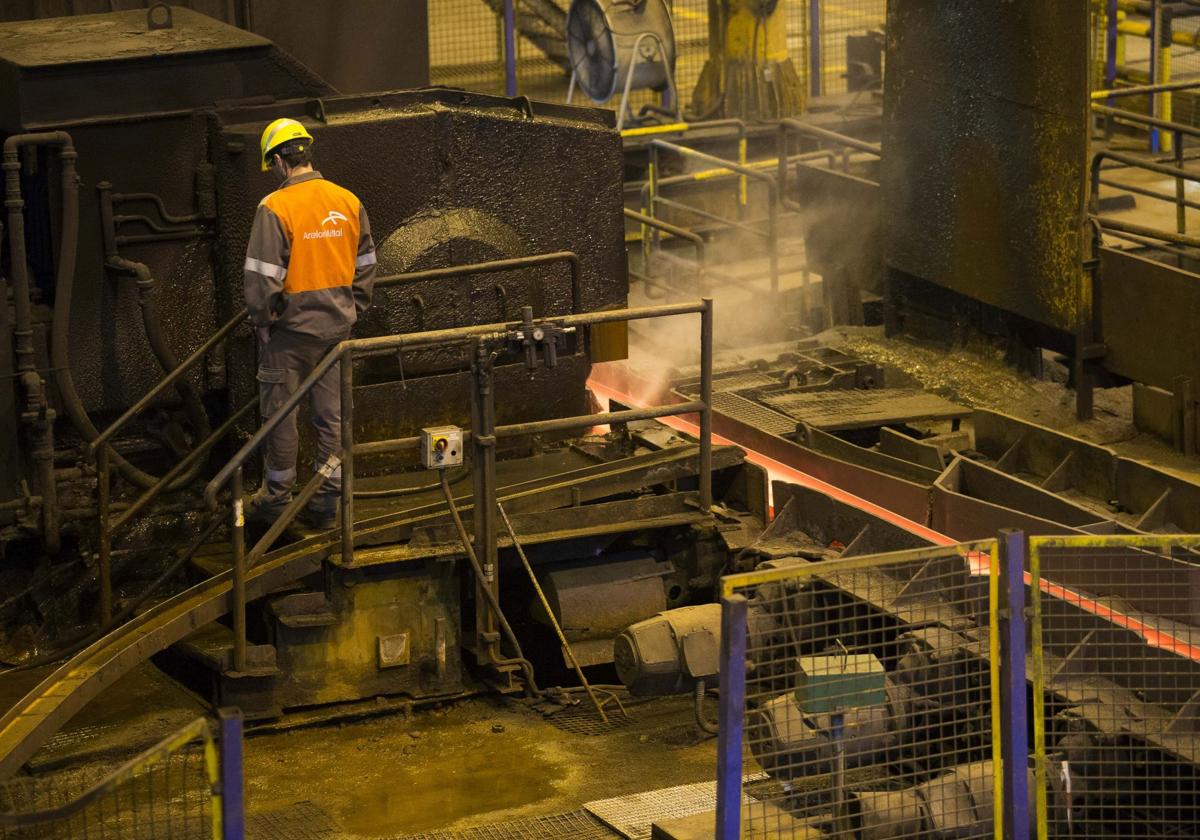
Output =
[{"x1": 0, "y1": 7, "x2": 626, "y2": 542}]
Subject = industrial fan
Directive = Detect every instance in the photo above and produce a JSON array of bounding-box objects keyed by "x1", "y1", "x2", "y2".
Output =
[{"x1": 565, "y1": 0, "x2": 678, "y2": 129}]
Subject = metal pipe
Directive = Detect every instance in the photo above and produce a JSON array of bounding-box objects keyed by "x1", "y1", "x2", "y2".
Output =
[
  {"x1": 494, "y1": 401, "x2": 705, "y2": 438},
  {"x1": 1096, "y1": 175, "x2": 1200, "y2": 211},
  {"x1": 375, "y1": 251, "x2": 582, "y2": 315},
  {"x1": 1092, "y1": 78, "x2": 1200, "y2": 99},
  {"x1": 110, "y1": 191, "x2": 201, "y2": 225},
  {"x1": 471, "y1": 340, "x2": 500, "y2": 665},
  {"x1": 246, "y1": 458, "x2": 335, "y2": 567},
  {"x1": 497, "y1": 499, "x2": 612, "y2": 723},
  {"x1": 340, "y1": 348, "x2": 354, "y2": 566},
  {"x1": 110, "y1": 399, "x2": 257, "y2": 533},
  {"x1": 97, "y1": 446, "x2": 111, "y2": 623},
  {"x1": 624, "y1": 207, "x2": 706, "y2": 292},
  {"x1": 3, "y1": 133, "x2": 74, "y2": 373},
  {"x1": 699, "y1": 297, "x2": 714, "y2": 513},
  {"x1": 1098, "y1": 225, "x2": 1198, "y2": 259},
  {"x1": 231, "y1": 467, "x2": 246, "y2": 674},
  {"x1": 439, "y1": 469, "x2": 540, "y2": 698},
  {"x1": 651, "y1": 196, "x2": 768, "y2": 237},
  {"x1": 777, "y1": 119, "x2": 882, "y2": 156},
  {"x1": 620, "y1": 118, "x2": 747, "y2": 140},
  {"x1": 1091, "y1": 103, "x2": 1200, "y2": 139},
  {"x1": 88, "y1": 308, "x2": 247, "y2": 456},
  {"x1": 1094, "y1": 213, "x2": 1200, "y2": 247},
  {"x1": 650, "y1": 140, "x2": 779, "y2": 291},
  {"x1": 4, "y1": 133, "x2": 76, "y2": 551},
  {"x1": 353, "y1": 436, "x2": 422, "y2": 457},
  {"x1": 1090, "y1": 149, "x2": 1200, "y2": 215},
  {"x1": 626, "y1": 149, "x2": 836, "y2": 194},
  {"x1": 111, "y1": 256, "x2": 212, "y2": 447},
  {"x1": 1176, "y1": 129, "x2": 1187, "y2": 237}
]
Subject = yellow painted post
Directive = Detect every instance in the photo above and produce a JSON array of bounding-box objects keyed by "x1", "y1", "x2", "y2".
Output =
[
  {"x1": 738, "y1": 137, "x2": 748, "y2": 209},
  {"x1": 1161, "y1": 40, "x2": 1173, "y2": 153},
  {"x1": 1029, "y1": 539, "x2": 1049, "y2": 840},
  {"x1": 988, "y1": 541, "x2": 1004, "y2": 840},
  {"x1": 1116, "y1": 10, "x2": 1127, "y2": 70}
]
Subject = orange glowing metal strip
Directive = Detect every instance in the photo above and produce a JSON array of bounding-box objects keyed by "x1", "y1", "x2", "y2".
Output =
[
  {"x1": 587, "y1": 377, "x2": 953, "y2": 545},
  {"x1": 587, "y1": 375, "x2": 1200, "y2": 665}
]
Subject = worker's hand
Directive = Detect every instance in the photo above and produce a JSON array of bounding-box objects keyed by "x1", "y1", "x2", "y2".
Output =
[{"x1": 256, "y1": 326, "x2": 271, "y2": 346}]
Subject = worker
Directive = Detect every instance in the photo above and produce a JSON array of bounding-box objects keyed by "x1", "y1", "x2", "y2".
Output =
[{"x1": 243, "y1": 117, "x2": 377, "y2": 530}]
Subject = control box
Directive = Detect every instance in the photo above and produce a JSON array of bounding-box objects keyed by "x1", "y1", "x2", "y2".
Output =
[{"x1": 420, "y1": 426, "x2": 463, "y2": 469}]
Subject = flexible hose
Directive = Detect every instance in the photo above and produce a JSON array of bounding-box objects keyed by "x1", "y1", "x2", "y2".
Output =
[
  {"x1": 39, "y1": 139, "x2": 200, "y2": 491},
  {"x1": 694, "y1": 678, "x2": 720, "y2": 735},
  {"x1": 438, "y1": 469, "x2": 540, "y2": 698},
  {"x1": 116, "y1": 257, "x2": 212, "y2": 440}
]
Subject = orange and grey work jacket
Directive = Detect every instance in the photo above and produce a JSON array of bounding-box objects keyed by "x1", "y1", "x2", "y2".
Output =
[{"x1": 243, "y1": 170, "x2": 377, "y2": 341}]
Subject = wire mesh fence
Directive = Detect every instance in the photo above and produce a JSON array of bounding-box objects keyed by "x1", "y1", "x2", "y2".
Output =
[
  {"x1": 0, "y1": 718, "x2": 223, "y2": 839},
  {"x1": 427, "y1": 0, "x2": 887, "y2": 111},
  {"x1": 1030, "y1": 536, "x2": 1200, "y2": 840},
  {"x1": 718, "y1": 541, "x2": 1007, "y2": 838}
]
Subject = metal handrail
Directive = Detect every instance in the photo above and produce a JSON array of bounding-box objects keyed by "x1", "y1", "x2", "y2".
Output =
[
  {"x1": 90, "y1": 251, "x2": 584, "y2": 622},
  {"x1": 201, "y1": 298, "x2": 715, "y2": 674},
  {"x1": 1092, "y1": 79, "x2": 1200, "y2": 100},
  {"x1": 777, "y1": 120, "x2": 881, "y2": 215},
  {"x1": 88, "y1": 308, "x2": 248, "y2": 457},
  {"x1": 649, "y1": 139, "x2": 780, "y2": 292},
  {"x1": 87, "y1": 251, "x2": 583, "y2": 460},
  {"x1": 624, "y1": 207, "x2": 706, "y2": 296},
  {"x1": 204, "y1": 299, "x2": 707, "y2": 509},
  {"x1": 1090, "y1": 104, "x2": 1200, "y2": 140}
]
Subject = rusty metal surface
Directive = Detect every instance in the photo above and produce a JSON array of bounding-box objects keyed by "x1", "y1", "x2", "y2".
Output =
[
  {"x1": 0, "y1": 6, "x2": 626, "y2": 514},
  {"x1": 0, "y1": 442, "x2": 736, "y2": 777},
  {"x1": 1100, "y1": 247, "x2": 1200, "y2": 392},
  {"x1": 760, "y1": 387, "x2": 967, "y2": 432},
  {"x1": 881, "y1": 0, "x2": 1090, "y2": 333}
]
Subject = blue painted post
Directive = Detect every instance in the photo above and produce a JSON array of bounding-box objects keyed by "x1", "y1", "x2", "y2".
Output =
[
  {"x1": 1105, "y1": 0, "x2": 1118, "y2": 89},
  {"x1": 219, "y1": 708, "x2": 246, "y2": 840},
  {"x1": 716, "y1": 594, "x2": 748, "y2": 840},
  {"x1": 503, "y1": 0, "x2": 518, "y2": 97},
  {"x1": 1149, "y1": 0, "x2": 1161, "y2": 152},
  {"x1": 999, "y1": 531, "x2": 1030, "y2": 840},
  {"x1": 808, "y1": 0, "x2": 822, "y2": 98}
]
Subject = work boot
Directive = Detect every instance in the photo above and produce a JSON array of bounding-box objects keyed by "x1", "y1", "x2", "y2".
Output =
[
  {"x1": 298, "y1": 498, "x2": 338, "y2": 531},
  {"x1": 245, "y1": 492, "x2": 289, "y2": 526}
]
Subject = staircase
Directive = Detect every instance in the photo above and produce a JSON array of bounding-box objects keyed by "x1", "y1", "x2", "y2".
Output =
[{"x1": 480, "y1": 0, "x2": 570, "y2": 70}]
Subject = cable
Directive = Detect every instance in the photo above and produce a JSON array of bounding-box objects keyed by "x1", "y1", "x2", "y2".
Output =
[
  {"x1": 497, "y1": 498, "x2": 624, "y2": 722},
  {"x1": 694, "y1": 678, "x2": 720, "y2": 735},
  {"x1": 352, "y1": 466, "x2": 471, "y2": 499},
  {"x1": 438, "y1": 469, "x2": 541, "y2": 699}
]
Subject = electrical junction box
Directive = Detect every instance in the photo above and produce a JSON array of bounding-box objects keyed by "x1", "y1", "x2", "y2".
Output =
[
  {"x1": 420, "y1": 426, "x2": 463, "y2": 469},
  {"x1": 794, "y1": 653, "x2": 887, "y2": 714}
]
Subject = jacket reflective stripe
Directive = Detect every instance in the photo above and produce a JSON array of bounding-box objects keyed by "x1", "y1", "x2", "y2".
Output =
[
  {"x1": 244, "y1": 257, "x2": 287, "y2": 280},
  {"x1": 244, "y1": 171, "x2": 376, "y2": 341}
]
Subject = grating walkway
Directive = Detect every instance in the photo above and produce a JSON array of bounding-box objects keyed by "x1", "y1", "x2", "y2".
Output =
[
  {"x1": 391, "y1": 809, "x2": 617, "y2": 840},
  {"x1": 541, "y1": 693, "x2": 694, "y2": 738},
  {"x1": 584, "y1": 775, "x2": 766, "y2": 840},
  {"x1": 248, "y1": 801, "x2": 339, "y2": 839}
]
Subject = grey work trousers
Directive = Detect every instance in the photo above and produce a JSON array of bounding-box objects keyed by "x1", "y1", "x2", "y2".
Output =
[{"x1": 254, "y1": 328, "x2": 345, "y2": 515}]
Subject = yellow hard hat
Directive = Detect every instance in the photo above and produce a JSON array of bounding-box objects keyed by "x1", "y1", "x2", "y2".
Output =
[{"x1": 260, "y1": 118, "x2": 314, "y2": 172}]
